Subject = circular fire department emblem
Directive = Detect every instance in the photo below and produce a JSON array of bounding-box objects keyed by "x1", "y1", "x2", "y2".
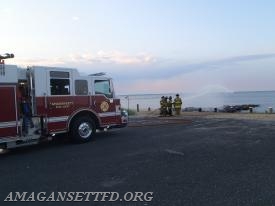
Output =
[{"x1": 100, "y1": 101, "x2": 109, "y2": 112}]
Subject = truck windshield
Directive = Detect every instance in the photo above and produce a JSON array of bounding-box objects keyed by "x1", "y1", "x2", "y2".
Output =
[{"x1": 94, "y1": 80, "x2": 113, "y2": 98}]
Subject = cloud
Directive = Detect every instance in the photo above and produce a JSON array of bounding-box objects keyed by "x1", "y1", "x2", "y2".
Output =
[
  {"x1": 127, "y1": 53, "x2": 275, "y2": 80},
  {"x1": 69, "y1": 51, "x2": 156, "y2": 65},
  {"x1": 8, "y1": 52, "x2": 275, "y2": 93},
  {"x1": 12, "y1": 52, "x2": 275, "y2": 86},
  {"x1": 12, "y1": 52, "x2": 275, "y2": 72},
  {"x1": 88, "y1": 52, "x2": 275, "y2": 82},
  {"x1": 109, "y1": 52, "x2": 275, "y2": 93},
  {"x1": 14, "y1": 57, "x2": 66, "y2": 67},
  {"x1": 72, "y1": 16, "x2": 80, "y2": 21},
  {"x1": 13, "y1": 51, "x2": 157, "y2": 67},
  {"x1": 216, "y1": 53, "x2": 275, "y2": 64},
  {"x1": 179, "y1": 53, "x2": 275, "y2": 74}
]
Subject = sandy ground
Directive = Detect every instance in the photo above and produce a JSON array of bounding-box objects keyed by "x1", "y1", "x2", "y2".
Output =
[{"x1": 134, "y1": 109, "x2": 275, "y2": 121}]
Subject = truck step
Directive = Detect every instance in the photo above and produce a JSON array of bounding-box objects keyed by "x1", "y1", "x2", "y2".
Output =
[{"x1": 0, "y1": 133, "x2": 41, "y2": 149}]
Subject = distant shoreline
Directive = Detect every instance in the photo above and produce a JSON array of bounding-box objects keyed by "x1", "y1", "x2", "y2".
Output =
[
  {"x1": 119, "y1": 91, "x2": 275, "y2": 113},
  {"x1": 118, "y1": 90, "x2": 275, "y2": 96},
  {"x1": 133, "y1": 110, "x2": 275, "y2": 122}
]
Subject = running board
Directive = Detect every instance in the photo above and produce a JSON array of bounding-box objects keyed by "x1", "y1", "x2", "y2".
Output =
[
  {"x1": 7, "y1": 138, "x2": 40, "y2": 149},
  {"x1": 0, "y1": 133, "x2": 41, "y2": 149}
]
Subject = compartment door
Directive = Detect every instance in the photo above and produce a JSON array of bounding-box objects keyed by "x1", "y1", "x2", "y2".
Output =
[{"x1": 0, "y1": 85, "x2": 18, "y2": 137}]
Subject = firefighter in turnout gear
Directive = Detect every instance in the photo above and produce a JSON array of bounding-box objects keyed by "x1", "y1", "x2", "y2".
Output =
[
  {"x1": 160, "y1": 96, "x2": 168, "y2": 116},
  {"x1": 160, "y1": 96, "x2": 165, "y2": 115},
  {"x1": 174, "y1": 94, "x2": 182, "y2": 115},
  {"x1": 167, "y1": 96, "x2": 173, "y2": 116},
  {"x1": 164, "y1": 97, "x2": 168, "y2": 116}
]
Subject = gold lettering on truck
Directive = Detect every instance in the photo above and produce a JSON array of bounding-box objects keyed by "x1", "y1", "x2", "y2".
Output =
[{"x1": 49, "y1": 101, "x2": 74, "y2": 109}]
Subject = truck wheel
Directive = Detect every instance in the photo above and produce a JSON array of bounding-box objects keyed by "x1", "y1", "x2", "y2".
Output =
[{"x1": 70, "y1": 116, "x2": 95, "y2": 143}]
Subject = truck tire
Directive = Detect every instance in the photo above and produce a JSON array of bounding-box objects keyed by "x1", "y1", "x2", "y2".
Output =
[{"x1": 70, "y1": 116, "x2": 95, "y2": 143}]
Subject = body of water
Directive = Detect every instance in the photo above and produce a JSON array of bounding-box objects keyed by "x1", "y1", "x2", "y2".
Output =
[{"x1": 118, "y1": 91, "x2": 275, "y2": 113}]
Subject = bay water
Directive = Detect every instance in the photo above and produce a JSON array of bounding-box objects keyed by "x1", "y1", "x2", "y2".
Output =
[{"x1": 118, "y1": 91, "x2": 275, "y2": 113}]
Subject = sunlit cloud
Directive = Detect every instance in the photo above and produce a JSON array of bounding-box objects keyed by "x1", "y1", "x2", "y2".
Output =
[
  {"x1": 72, "y1": 16, "x2": 80, "y2": 21},
  {"x1": 69, "y1": 51, "x2": 156, "y2": 65},
  {"x1": 112, "y1": 53, "x2": 275, "y2": 93},
  {"x1": 12, "y1": 52, "x2": 275, "y2": 72},
  {"x1": 13, "y1": 51, "x2": 157, "y2": 66},
  {"x1": 14, "y1": 57, "x2": 66, "y2": 67},
  {"x1": 120, "y1": 53, "x2": 275, "y2": 80},
  {"x1": 9, "y1": 52, "x2": 275, "y2": 94}
]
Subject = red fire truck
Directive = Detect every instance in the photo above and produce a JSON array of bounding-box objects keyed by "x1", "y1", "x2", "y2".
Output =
[{"x1": 0, "y1": 54, "x2": 128, "y2": 149}]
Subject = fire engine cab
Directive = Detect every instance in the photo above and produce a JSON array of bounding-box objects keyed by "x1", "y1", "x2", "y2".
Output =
[{"x1": 0, "y1": 53, "x2": 128, "y2": 149}]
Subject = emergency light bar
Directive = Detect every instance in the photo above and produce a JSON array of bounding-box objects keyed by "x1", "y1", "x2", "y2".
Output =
[
  {"x1": 0, "y1": 53, "x2": 14, "y2": 60},
  {"x1": 89, "y1": 72, "x2": 106, "y2": 76}
]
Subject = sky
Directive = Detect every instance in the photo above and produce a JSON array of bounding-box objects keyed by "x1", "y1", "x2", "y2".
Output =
[{"x1": 1, "y1": 0, "x2": 275, "y2": 94}]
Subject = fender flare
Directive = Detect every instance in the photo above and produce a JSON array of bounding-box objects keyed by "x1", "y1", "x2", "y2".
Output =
[{"x1": 67, "y1": 108, "x2": 101, "y2": 130}]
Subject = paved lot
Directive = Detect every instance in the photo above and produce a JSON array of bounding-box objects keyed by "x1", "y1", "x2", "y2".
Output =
[{"x1": 1, "y1": 117, "x2": 275, "y2": 206}]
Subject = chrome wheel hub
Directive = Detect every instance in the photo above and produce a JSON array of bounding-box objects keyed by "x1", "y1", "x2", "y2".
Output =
[{"x1": 78, "y1": 122, "x2": 92, "y2": 139}]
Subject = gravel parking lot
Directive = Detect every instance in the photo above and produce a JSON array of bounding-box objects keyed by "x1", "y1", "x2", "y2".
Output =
[{"x1": 1, "y1": 116, "x2": 275, "y2": 206}]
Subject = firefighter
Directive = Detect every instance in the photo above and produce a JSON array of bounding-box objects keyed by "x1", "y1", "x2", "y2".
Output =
[
  {"x1": 160, "y1": 96, "x2": 165, "y2": 116},
  {"x1": 20, "y1": 96, "x2": 34, "y2": 135},
  {"x1": 163, "y1": 96, "x2": 168, "y2": 116},
  {"x1": 174, "y1": 94, "x2": 182, "y2": 115},
  {"x1": 167, "y1": 96, "x2": 173, "y2": 116}
]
